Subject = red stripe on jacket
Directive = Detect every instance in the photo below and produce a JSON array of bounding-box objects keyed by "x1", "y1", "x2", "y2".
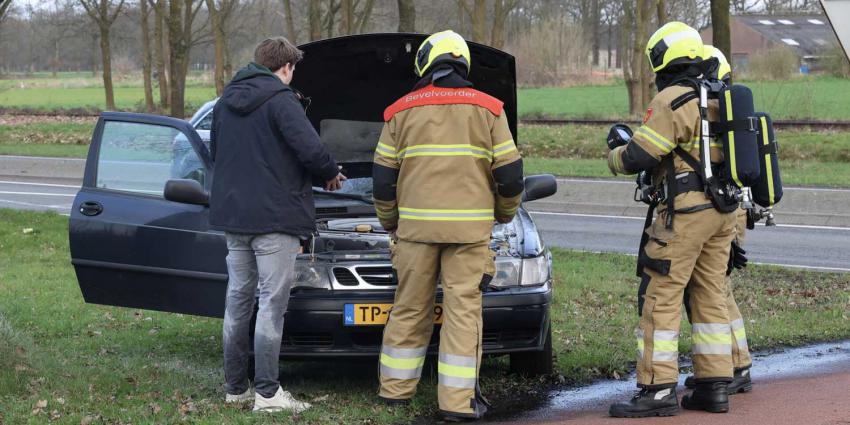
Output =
[{"x1": 383, "y1": 85, "x2": 504, "y2": 122}]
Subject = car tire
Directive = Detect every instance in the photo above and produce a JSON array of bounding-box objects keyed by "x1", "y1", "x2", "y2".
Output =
[{"x1": 509, "y1": 322, "x2": 553, "y2": 376}]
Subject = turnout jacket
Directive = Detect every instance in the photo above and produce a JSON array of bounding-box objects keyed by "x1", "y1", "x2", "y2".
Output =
[
  {"x1": 607, "y1": 84, "x2": 724, "y2": 212},
  {"x1": 372, "y1": 85, "x2": 524, "y2": 243}
]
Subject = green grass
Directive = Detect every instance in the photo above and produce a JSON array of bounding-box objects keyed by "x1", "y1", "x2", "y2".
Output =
[
  {"x1": 0, "y1": 86, "x2": 217, "y2": 113},
  {"x1": 518, "y1": 76, "x2": 850, "y2": 120},
  {"x1": 2, "y1": 210, "x2": 849, "y2": 423}
]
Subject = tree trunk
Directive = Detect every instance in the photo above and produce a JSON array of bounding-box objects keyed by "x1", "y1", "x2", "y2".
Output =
[
  {"x1": 325, "y1": 0, "x2": 338, "y2": 39},
  {"x1": 396, "y1": 0, "x2": 415, "y2": 33},
  {"x1": 206, "y1": 0, "x2": 225, "y2": 95},
  {"x1": 168, "y1": 0, "x2": 188, "y2": 118},
  {"x1": 355, "y1": 0, "x2": 375, "y2": 33},
  {"x1": 711, "y1": 0, "x2": 732, "y2": 66},
  {"x1": 308, "y1": 1, "x2": 322, "y2": 41},
  {"x1": 153, "y1": 0, "x2": 169, "y2": 109},
  {"x1": 99, "y1": 25, "x2": 116, "y2": 110},
  {"x1": 592, "y1": 0, "x2": 600, "y2": 66},
  {"x1": 490, "y1": 0, "x2": 516, "y2": 49},
  {"x1": 656, "y1": 0, "x2": 667, "y2": 23},
  {"x1": 470, "y1": 0, "x2": 486, "y2": 43},
  {"x1": 141, "y1": 0, "x2": 155, "y2": 112},
  {"x1": 607, "y1": 19, "x2": 612, "y2": 68},
  {"x1": 91, "y1": 33, "x2": 98, "y2": 77},
  {"x1": 282, "y1": 0, "x2": 296, "y2": 41},
  {"x1": 53, "y1": 40, "x2": 60, "y2": 77}
]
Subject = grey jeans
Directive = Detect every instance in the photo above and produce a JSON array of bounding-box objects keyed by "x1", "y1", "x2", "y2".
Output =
[{"x1": 223, "y1": 232, "x2": 300, "y2": 398}]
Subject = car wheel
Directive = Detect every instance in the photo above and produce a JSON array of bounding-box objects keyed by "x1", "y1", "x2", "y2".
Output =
[{"x1": 509, "y1": 322, "x2": 553, "y2": 376}]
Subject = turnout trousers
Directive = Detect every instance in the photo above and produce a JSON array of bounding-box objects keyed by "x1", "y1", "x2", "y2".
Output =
[
  {"x1": 685, "y1": 209, "x2": 753, "y2": 370},
  {"x1": 637, "y1": 207, "x2": 736, "y2": 387},
  {"x1": 379, "y1": 239, "x2": 490, "y2": 417}
]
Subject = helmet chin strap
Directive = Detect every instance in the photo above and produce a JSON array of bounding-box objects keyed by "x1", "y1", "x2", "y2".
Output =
[{"x1": 412, "y1": 63, "x2": 472, "y2": 90}]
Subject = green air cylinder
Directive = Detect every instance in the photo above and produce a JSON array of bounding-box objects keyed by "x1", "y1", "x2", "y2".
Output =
[
  {"x1": 751, "y1": 112, "x2": 783, "y2": 207},
  {"x1": 718, "y1": 84, "x2": 761, "y2": 188}
]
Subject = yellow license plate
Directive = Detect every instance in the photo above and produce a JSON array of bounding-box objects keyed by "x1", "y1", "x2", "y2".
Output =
[{"x1": 343, "y1": 303, "x2": 443, "y2": 326}]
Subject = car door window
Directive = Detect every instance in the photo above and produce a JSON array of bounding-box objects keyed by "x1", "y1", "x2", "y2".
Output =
[{"x1": 96, "y1": 121, "x2": 206, "y2": 195}]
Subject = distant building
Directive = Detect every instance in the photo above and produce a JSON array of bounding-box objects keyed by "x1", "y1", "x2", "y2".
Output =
[{"x1": 701, "y1": 14, "x2": 839, "y2": 72}]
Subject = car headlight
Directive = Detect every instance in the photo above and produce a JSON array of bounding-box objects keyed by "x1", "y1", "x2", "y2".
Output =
[
  {"x1": 489, "y1": 258, "x2": 521, "y2": 288},
  {"x1": 521, "y1": 254, "x2": 550, "y2": 286},
  {"x1": 292, "y1": 260, "x2": 331, "y2": 290}
]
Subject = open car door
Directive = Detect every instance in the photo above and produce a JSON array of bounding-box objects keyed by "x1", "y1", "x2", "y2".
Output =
[{"x1": 69, "y1": 112, "x2": 228, "y2": 318}]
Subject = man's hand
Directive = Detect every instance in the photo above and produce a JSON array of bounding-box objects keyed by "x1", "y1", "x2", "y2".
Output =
[{"x1": 325, "y1": 172, "x2": 347, "y2": 191}]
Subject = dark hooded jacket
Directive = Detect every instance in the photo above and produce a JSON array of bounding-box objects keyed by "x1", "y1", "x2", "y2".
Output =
[{"x1": 209, "y1": 62, "x2": 339, "y2": 236}]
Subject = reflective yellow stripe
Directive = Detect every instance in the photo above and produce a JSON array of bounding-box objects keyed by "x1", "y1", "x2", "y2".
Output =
[
  {"x1": 733, "y1": 327, "x2": 747, "y2": 341},
  {"x1": 493, "y1": 145, "x2": 517, "y2": 158},
  {"x1": 761, "y1": 116, "x2": 775, "y2": 206},
  {"x1": 399, "y1": 207, "x2": 491, "y2": 213},
  {"x1": 637, "y1": 126, "x2": 675, "y2": 152},
  {"x1": 377, "y1": 142, "x2": 396, "y2": 152},
  {"x1": 725, "y1": 91, "x2": 743, "y2": 187},
  {"x1": 636, "y1": 338, "x2": 645, "y2": 351},
  {"x1": 437, "y1": 362, "x2": 476, "y2": 379},
  {"x1": 399, "y1": 144, "x2": 491, "y2": 156},
  {"x1": 376, "y1": 147, "x2": 398, "y2": 158},
  {"x1": 380, "y1": 353, "x2": 425, "y2": 370},
  {"x1": 403, "y1": 151, "x2": 491, "y2": 160},
  {"x1": 493, "y1": 140, "x2": 514, "y2": 150},
  {"x1": 654, "y1": 340, "x2": 678, "y2": 352},
  {"x1": 693, "y1": 332, "x2": 733, "y2": 345}
]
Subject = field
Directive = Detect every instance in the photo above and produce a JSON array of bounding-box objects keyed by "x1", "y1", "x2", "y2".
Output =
[
  {"x1": 2, "y1": 73, "x2": 850, "y2": 121},
  {"x1": 518, "y1": 77, "x2": 850, "y2": 120},
  {"x1": 1, "y1": 209, "x2": 849, "y2": 423}
]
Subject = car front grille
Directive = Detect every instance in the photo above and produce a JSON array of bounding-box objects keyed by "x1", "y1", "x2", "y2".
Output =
[
  {"x1": 331, "y1": 264, "x2": 397, "y2": 289},
  {"x1": 354, "y1": 266, "x2": 396, "y2": 286}
]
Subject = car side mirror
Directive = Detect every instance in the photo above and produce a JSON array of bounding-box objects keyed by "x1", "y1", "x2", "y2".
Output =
[
  {"x1": 164, "y1": 179, "x2": 209, "y2": 206},
  {"x1": 522, "y1": 174, "x2": 557, "y2": 202}
]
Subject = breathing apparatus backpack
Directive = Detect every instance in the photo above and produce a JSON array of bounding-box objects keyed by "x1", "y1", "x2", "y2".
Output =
[{"x1": 751, "y1": 112, "x2": 783, "y2": 208}]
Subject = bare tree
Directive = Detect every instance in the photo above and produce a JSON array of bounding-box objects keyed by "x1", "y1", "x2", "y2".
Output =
[
  {"x1": 166, "y1": 0, "x2": 204, "y2": 118},
  {"x1": 710, "y1": 0, "x2": 731, "y2": 65},
  {"x1": 141, "y1": 0, "x2": 155, "y2": 111},
  {"x1": 308, "y1": 1, "x2": 321, "y2": 40},
  {"x1": 490, "y1": 0, "x2": 517, "y2": 49},
  {"x1": 282, "y1": 0, "x2": 296, "y2": 42},
  {"x1": 206, "y1": 0, "x2": 236, "y2": 95},
  {"x1": 79, "y1": 0, "x2": 126, "y2": 110},
  {"x1": 397, "y1": 0, "x2": 414, "y2": 32},
  {"x1": 151, "y1": 0, "x2": 169, "y2": 109},
  {"x1": 623, "y1": 0, "x2": 654, "y2": 116}
]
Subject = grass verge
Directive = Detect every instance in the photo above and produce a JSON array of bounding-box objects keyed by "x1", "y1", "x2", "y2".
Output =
[
  {"x1": 2, "y1": 210, "x2": 849, "y2": 423},
  {"x1": 518, "y1": 77, "x2": 850, "y2": 120}
]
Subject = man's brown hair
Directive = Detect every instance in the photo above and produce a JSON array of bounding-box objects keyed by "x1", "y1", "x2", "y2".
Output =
[{"x1": 254, "y1": 37, "x2": 303, "y2": 72}]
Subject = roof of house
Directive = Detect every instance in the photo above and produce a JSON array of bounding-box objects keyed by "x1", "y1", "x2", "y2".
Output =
[{"x1": 735, "y1": 14, "x2": 838, "y2": 57}]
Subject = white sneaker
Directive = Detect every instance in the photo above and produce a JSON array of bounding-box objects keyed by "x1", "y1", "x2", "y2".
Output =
[
  {"x1": 253, "y1": 387, "x2": 312, "y2": 413},
  {"x1": 225, "y1": 386, "x2": 254, "y2": 404}
]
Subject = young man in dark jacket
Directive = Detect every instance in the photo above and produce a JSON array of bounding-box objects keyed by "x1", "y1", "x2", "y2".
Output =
[{"x1": 209, "y1": 37, "x2": 345, "y2": 413}]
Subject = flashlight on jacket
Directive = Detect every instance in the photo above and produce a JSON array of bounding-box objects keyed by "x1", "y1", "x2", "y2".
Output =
[{"x1": 607, "y1": 123, "x2": 633, "y2": 150}]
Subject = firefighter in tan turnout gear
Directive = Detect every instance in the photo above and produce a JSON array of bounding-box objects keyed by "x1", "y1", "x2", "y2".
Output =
[
  {"x1": 606, "y1": 22, "x2": 738, "y2": 417},
  {"x1": 683, "y1": 45, "x2": 753, "y2": 394},
  {"x1": 372, "y1": 30, "x2": 523, "y2": 421}
]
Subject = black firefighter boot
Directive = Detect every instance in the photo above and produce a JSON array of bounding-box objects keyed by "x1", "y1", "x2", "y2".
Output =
[
  {"x1": 681, "y1": 381, "x2": 730, "y2": 413},
  {"x1": 685, "y1": 367, "x2": 753, "y2": 394},
  {"x1": 608, "y1": 386, "x2": 679, "y2": 418}
]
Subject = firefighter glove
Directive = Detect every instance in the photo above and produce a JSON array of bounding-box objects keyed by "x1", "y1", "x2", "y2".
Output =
[{"x1": 727, "y1": 241, "x2": 747, "y2": 275}]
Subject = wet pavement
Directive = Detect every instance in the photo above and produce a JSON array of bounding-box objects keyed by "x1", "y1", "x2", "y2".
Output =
[{"x1": 490, "y1": 340, "x2": 850, "y2": 424}]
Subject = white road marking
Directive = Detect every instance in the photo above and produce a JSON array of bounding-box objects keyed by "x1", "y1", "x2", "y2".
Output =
[
  {"x1": 0, "y1": 155, "x2": 85, "y2": 162},
  {"x1": 0, "y1": 191, "x2": 76, "y2": 197},
  {"x1": 752, "y1": 262, "x2": 850, "y2": 273},
  {"x1": 527, "y1": 210, "x2": 850, "y2": 231},
  {"x1": 0, "y1": 199, "x2": 70, "y2": 210},
  {"x1": 0, "y1": 180, "x2": 80, "y2": 189}
]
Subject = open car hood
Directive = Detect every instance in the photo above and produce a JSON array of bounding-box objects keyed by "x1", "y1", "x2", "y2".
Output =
[{"x1": 291, "y1": 33, "x2": 517, "y2": 179}]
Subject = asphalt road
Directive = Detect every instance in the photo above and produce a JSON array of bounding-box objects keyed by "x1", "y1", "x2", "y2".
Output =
[{"x1": 2, "y1": 176, "x2": 849, "y2": 271}]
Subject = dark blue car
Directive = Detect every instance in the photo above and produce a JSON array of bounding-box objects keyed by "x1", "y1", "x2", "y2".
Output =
[{"x1": 69, "y1": 34, "x2": 558, "y2": 375}]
